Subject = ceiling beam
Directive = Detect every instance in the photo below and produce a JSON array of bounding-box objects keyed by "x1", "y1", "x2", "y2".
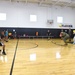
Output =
[
  {"x1": 62, "y1": 0, "x2": 73, "y2": 7},
  {"x1": 52, "y1": 0, "x2": 60, "y2": 5},
  {"x1": 39, "y1": 0, "x2": 45, "y2": 5},
  {"x1": 25, "y1": 0, "x2": 28, "y2": 3},
  {"x1": 10, "y1": 0, "x2": 12, "y2": 2}
]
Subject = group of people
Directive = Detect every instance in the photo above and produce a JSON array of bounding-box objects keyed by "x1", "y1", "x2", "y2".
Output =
[
  {"x1": 0, "y1": 29, "x2": 73, "y2": 55},
  {"x1": 47, "y1": 29, "x2": 72, "y2": 45},
  {"x1": 0, "y1": 30, "x2": 8, "y2": 55}
]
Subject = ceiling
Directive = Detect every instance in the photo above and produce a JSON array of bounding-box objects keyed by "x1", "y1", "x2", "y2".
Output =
[{"x1": 0, "y1": 0, "x2": 75, "y2": 8}]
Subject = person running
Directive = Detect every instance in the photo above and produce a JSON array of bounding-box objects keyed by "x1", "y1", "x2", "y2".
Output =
[
  {"x1": 60, "y1": 31, "x2": 69, "y2": 45},
  {"x1": 0, "y1": 30, "x2": 6, "y2": 55}
]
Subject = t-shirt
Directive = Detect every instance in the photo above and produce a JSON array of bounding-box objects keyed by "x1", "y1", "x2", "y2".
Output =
[
  {"x1": 0, "y1": 34, "x2": 5, "y2": 39},
  {"x1": 5, "y1": 31, "x2": 8, "y2": 36},
  {"x1": 47, "y1": 31, "x2": 51, "y2": 36},
  {"x1": 61, "y1": 32, "x2": 69, "y2": 37}
]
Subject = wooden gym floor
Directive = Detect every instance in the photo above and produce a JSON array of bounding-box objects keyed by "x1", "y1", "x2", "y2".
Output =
[{"x1": 0, "y1": 38, "x2": 75, "y2": 75}]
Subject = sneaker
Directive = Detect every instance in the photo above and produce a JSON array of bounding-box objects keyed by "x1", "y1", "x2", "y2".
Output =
[
  {"x1": 2, "y1": 52, "x2": 6, "y2": 55},
  {"x1": 6, "y1": 41, "x2": 8, "y2": 42},
  {"x1": 0, "y1": 50, "x2": 2, "y2": 55},
  {"x1": 64, "y1": 43, "x2": 68, "y2": 45},
  {"x1": 0, "y1": 50, "x2": 1, "y2": 52}
]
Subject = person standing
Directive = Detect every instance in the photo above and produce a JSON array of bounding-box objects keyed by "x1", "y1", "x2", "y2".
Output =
[
  {"x1": 47, "y1": 30, "x2": 51, "y2": 39},
  {"x1": 5, "y1": 30, "x2": 8, "y2": 42},
  {"x1": 0, "y1": 30, "x2": 6, "y2": 55}
]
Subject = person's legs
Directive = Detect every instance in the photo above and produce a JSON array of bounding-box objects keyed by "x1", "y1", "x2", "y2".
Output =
[
  {"x1": 1, "y1": 42, "x2": 6, "y2": 55},
  {"x1": 48, "y1": 35, "x2": 50, "y2": 40},
  {"x1": 63, "y1": 36, "x2": 69, "y2": 45},
  {"x1": 69, "y1": 36, "x2": 71, "y2": 42},
  {"x1": 5, "y1": 36, "x2": 8, "y2": 42},
  {"x1": 2, "y1": 46, "x2": 6, "y2": 55},
  {"x1": 2, "y1": 45, "x2": 6, "y2": 55},
  {"x1": 0, "y1": 43, "x2": 2, "y2": 53}
]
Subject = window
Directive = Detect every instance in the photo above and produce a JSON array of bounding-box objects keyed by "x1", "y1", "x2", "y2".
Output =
[
  {"x1": 57, "y1": 16, "x2": 63, "y2": 23},
  {"x1": 0, "y1": 13, "x2": 6, "y2": 20},
  {"x1": 30, "y1": 15, "x2": 37, "y2": 22}
]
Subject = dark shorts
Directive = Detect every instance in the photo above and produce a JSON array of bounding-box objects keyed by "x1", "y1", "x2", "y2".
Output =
[{"x1": 0, "y1": 42, "x2": 3, "y2": 46}]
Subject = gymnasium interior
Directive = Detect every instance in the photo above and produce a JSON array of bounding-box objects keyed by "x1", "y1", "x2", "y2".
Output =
[{"x1": 0, "y1": 0, "x2": 75, "y2": 75}]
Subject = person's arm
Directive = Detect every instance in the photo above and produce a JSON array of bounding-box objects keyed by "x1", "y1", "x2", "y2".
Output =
[
  {"x1": 49, "y1": 33, "x2": 51, "y2": 35},
  {"x1": 60, "y1": 33, "x2": 62, "y2": 37},
  {"x1": 59, "y1": 32, "x2": 63, "y2": 40},
  {"x1": 0, "y1": 37, "x2": 1, "y2": 42},
  {"x1": 47, "y1": 32, "x2": 48, "y2": 36}
]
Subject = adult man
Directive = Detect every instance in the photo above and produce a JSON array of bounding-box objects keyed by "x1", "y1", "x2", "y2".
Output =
[{"x1": 60, "y1": 32, "x2": 69, "y2": 45}]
